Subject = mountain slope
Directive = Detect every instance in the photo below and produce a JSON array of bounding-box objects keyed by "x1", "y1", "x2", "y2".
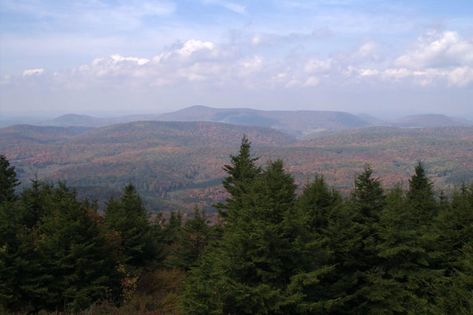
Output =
[
  {"x1": 0, "y1": 125, "x2": 90, "y2": 145},
  {"x1": 157, "y1": 105, "x2": 370, "y2": 136},
  {"x1": 71, "y1": 120, "x2": 295, "y2": 147},
  {"x1": 394, "y1": 114, "x2": 472, "y2": 128},
  {"x1": 2, "y1": 122, "x2": 473, "y2": 212}
]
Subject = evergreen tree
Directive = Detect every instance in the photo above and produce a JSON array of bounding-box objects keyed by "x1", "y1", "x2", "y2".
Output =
[
  {"x1": 0, "y1": 160, "x2": 44, "y2": 313},
  {"x1": 164, "y1": 211, "x2": 183, "y2": 245},
  {"x1": 371, "y1": 165, "x2": 441, "y2": 313},
  {"x1": 285, "y1": 176, "x2": 341, "y2": 314},
  {"x1": 0, "y1": 202, "x2": 45, "y2": 313},
  {"x1": 167, "y1": 207, "x2": 212, "y2": 270},
  {"x1": 36, "y1": 183, "x2": 122, "y2": 312},
  {"x1": 407, "y1": 162, "x2": 437, "y2": 222},
  {"x1": 0, "y1": 155, "x2": 19, "y2": 203},
  {"x1": 18, "y1": 179, "x2": 51, "y2": 229},
  {"x1": 434, "y1": 185, "x2": 473, "y2": 313},
  {"x1": 297, "y1": 175, "x2": 341, "y2": 232},
  {"x1": 104, "y1": 184, "x2": 157, "y2": 270},
  {"x1": 216, "y1": 135, "x2": 261, "y2": 219},
  {"x1": 182, "y1": 160, "x2": 304, "y2": 315},
  {"x1": 316, "y1": 166, "x2": 386, "y2": 313}
]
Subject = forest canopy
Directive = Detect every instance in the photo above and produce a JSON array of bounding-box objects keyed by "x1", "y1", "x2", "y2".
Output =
[{"x1": 0, "y1": 137, "x2": 472, "y2": 314}]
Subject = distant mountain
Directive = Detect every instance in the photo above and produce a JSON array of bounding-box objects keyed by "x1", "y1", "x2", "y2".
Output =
[
  {"x1": 394, "y1": 114, "x2": 472, "y2": 128},
  {"x1": 0, "y1": 125, "x2": 90, "y2": 145},
  {"x1": 47, "y1": 114, "x2": 103, "y2": 127},
  {"x1": 356, "y1": 113, "x2": 386, "y2": 126},
  {"x1": 157, "y1": 105, "x2": 370, "y2": 136},
  {"x1": 13, "y1": 107, "x2": 473, "y2": 137},
  {"x1": 71, "y1": 120, "x2": 295, "y2": 147}
]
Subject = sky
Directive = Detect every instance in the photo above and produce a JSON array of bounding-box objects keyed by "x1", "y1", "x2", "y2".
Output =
[{"x1": 0, "y1": 0, "x2": 473, "y2": 116}]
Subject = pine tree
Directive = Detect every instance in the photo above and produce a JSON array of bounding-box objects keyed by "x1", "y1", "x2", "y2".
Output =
[
  {"x1": 0, "y1": 201, "x2": 45, "y2": 313},
  {"x1": 167, "y1": 207, "x2": 211, "y2": 270},
  {"x1": 0, "y1": 155, "x2": 19, "y2": 204},
  {"x1": 285, "y1": 176, "x2": 341, "y2": 314},
  {"x1": 182, "y1": 160, "x2": 305, "y2": 315},
  {"x1": 407, "y1": 161, "x2": 437, "y2": 222},
  {"x1": 315, "y1": 166, "x2": 386, "y2": 313},
  {"x1": 0, "y1": 158, "x2": 44, "y2": 313},
  {"x1": 104, "y1": 184, "x2": 157, "y2": 271},
  {"x1": 434, "y1": 184, "x2": 473, "y2": 313},
  {"x1": 36, "y1": 183, "x2": 122, "y2": 312},
  {"x1": 297, "y1": 175, "x2": 341, "y2": 232},
  {"x1": 216, "y1": 135, "x2": 261, "y2": 219},
  {"x1": 18, "y1": 179, "x2": 51, "y2": 229},
  {"x1": 371, "y1": 165, "x2": 442, "y2": 313}
]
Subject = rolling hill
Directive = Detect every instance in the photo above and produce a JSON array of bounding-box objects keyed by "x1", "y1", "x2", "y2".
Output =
[
  {"x1": 2, "y1": 121, "x2": 473, "y2": 212},
  {"x1": 393, "y1": 114, "x2": 472, "y2": 128},
  {"x1": 157, "y1": 105, "x2": 370, "y2": 136}
]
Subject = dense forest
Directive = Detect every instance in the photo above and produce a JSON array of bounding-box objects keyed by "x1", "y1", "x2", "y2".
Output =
[{"x1": 1, "y1": 137, "x2": 472, "y2": 314}]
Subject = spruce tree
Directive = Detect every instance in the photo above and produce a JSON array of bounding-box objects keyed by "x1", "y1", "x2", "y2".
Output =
[
  {"x1": 167, "y1": 207, "x2": 211, "y2": 270},
  {"x1": 0, "y1": 183, "x2": 123, "y2": 313},
  {"x1": 407, "y1": 162, "x2": 437, "y2": 222},
  {"x1": 317, "y1": 166, "x2": 386, "y2": 313},
  {"x1": 372, "y1": 165, "x2": 441, "y2": 313},
  {"x1": 104, "y1": 184, "x2": 157, "y2": 270},
  {"x1": 0, "y1": 155, "x2": 19, "y2": 203},
  {"x1": 286, "y1": 176, "x2": 341, "y2": 314},
  {"x1": 217, "y1": 135, "x2": 261, "y2": 219},
  {"x1": 434, "y1": 185, "x2": 473, "y2": 313},
  {"x1": 0, "y1": 202, "x2": 45, "y2": 313},
  {"x1": 297, "y1": 175, "x2": 341, "y2": 232},
  {"x1": 18, "y1": 179, "x2": 51, "y2": 229},
  {"x1": 182, "y1": 160, "x2": 305, "y2": 315}
]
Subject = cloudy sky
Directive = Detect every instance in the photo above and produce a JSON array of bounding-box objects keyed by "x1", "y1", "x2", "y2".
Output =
[{"x1": 1, "y1": 0, "x2": 472, "y2": 116}]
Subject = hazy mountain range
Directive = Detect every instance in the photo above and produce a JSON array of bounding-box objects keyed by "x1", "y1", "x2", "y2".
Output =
[
  {"x1": 1, "y1": 113, "x2": 472, "y2": 211},
  {"x1": 2, "y1": 106, "x2": 471, "y2": 137}
]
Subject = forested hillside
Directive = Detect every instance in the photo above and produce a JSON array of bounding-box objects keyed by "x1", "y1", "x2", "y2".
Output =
[
  {"x1": 1, "y1": 138, "x2": 472, "y2": 314},
  {"x1": 1, "y1": 123, "x2": 473, "y2": 212}
]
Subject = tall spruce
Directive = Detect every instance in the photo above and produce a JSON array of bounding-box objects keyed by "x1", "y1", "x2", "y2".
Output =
[
  {"x1": 182, "y1": 160, "x2": 307, "y2": 315},
  {"x1": 35, "y1": 183, "x2": 122, "y2": 312},
  {"x1": 297, "y1": 175, "x2": 341, "y2": 232},
  {"x1": 434, "y1": 184, "x2": 473, "y2": 312},
  {"x1": 407, "y1": 162, "x2": 437, "y2": 222},
  {"x1": 0, "y1": 201, "x2": 45, "y2": 313},
  {"x1": 166, "y1": 207, "x2": 212, "y2": 270},
  {"x1": 217, "y1": 135, "x2": 261, "y2": 219},
  {"x1": 319, "y1": 166, "x2": 386, "y2": 313},
  {"x1": 18, "y1": 179, "x2": 51, "y2": 229},
  {"x1": 373, "y1": 165, "x2": 441, "y2": 313},
  {"x1": 0, "y1": 155, "x2": 19, "y2": 203},
  {"x1": 286, "y1": 176, "x2": 341, "y2": 314},
  {"x1": 104, "y1": 184, "x2": 157, "y2": 270}
]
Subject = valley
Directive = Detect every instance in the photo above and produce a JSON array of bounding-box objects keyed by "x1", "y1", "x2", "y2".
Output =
[{"x1": 2, "y1": 107, "x2": 472, "y2": 212}]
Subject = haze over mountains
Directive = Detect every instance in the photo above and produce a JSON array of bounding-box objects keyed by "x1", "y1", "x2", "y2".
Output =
[{"x1": 3, "y1": 106, "x2": 472, "y2": 138}]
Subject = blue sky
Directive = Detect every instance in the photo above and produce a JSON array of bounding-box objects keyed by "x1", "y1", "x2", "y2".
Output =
[{"x1": 1, "y1": 0, "x2": 473, "y2": 116}]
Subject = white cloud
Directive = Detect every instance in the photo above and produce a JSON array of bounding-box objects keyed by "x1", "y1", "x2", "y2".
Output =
[
  {"x1": 303, "y1": 76, "x2": 320, "y2": 87},
  {"x1": 10, "y1": 30, "x2": 473, "y2": 93},
  {"x1": 239, "y1": 56, "x2": 263, "y2": 75},
  {"x1": 304, "y1": 59, "x2": 332, "y2": 73},
  {"x1": 358, "y1": 68, "x2": 378, "y2": 77},
  {"x1": 22, "y1": 68, "x2": 44, "y2": 76},
  {"x1": 110, "y1": 54, "x2": 150, "y2": 65},
  {"x1": 447, "y1": 67, "x2": 473, "y2": 87},
  {"x1": 396, "y1": 31, "x2": 473, "y2": 68},
  {"x1": 177, "y1": 39, "x2": 217, "y2": 57},
  {"x1": 358, "y1": 41, "x2": 378, "y2": 57}
]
